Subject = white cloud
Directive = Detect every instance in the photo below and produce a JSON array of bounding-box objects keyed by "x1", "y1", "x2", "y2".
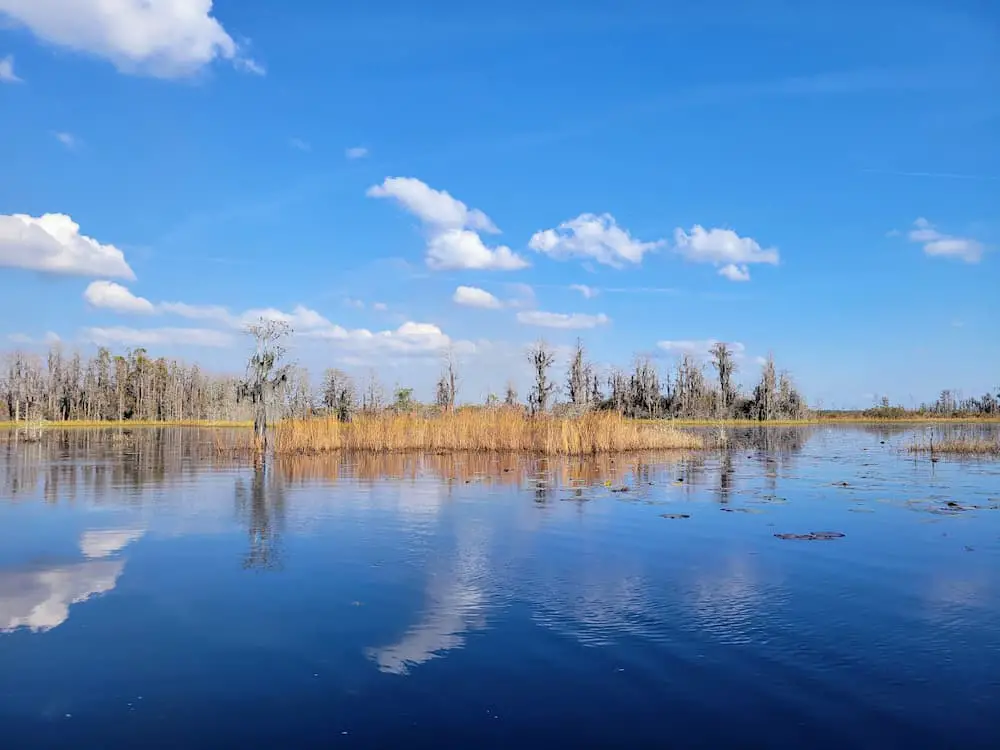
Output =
[
  {"x1": 504, "y1": 282, "x2": 536, "y2": 308},
  {"x1": 345, "y1": 146, "x2": 369, "y2": 160},
  {"x1": 158, "y1": 301, "x2": 233, "y2": 324},
  {"x1": 343, "y1": 298, "x2": 365, "y2": 310},
  {"x1": 718, "y1": 263, "x2": 751, "y2": 282},
  {"x1": 6, "y1": 331, "x2": 60, "y2": 345},
  {"x1": 657, "y1": 339, "x2": 746, "y2": 359},
  {"x1": 240, "y1": 305, "x2": 333, "y2": 331},
  {"x1": 427, "y1": 229, "x2": 528, "y2": 271},
  {"x1": 453, "y1": 285, "x2": 502, "y2": 309},
  {"x1": 84, "y1": 326, "x2": 234, "y2": 348},
  {"x1": 0, "y1": 560, "x2": 124, "y2": 633},
  {"x1": 53, "y1": 131, "x2": 77, "y2": 149},
  {"x1": 289, "y1": 137, "x2": 310, "y2": 152},
  {"x1": 84, "y1": 280, "x2": 155, "y2": 314},
  {"x1": 303, "y1": 320, "x2": 470, "y2": 358},
  {"x1": 905, "y1": 217, "x2": 984, "y2": 263},
  {"x1": 372, "y1": 302, "x2": 388, "y2": 312},
  {"x1": 368, "y1": 177, "x2": 529, "y2": 271},
  {"x1": 516, "y1": 311, "x2": 610, "y2": 329},
  {"x1": 80, "y1": 528, "x2": 145, "y2": 559},
  {"x1": 673, "y1": 225, "x2": 779, "y2": 280},
  {"x1": 0, "y1": 213, "x2": 135, "y2": 279},
  {"x1": 0, "y1": 0, "x2": 258, "y2": 78},
  {"x1": 0, "y1": 54, "x2": 22, "y2": 82},
  {"x1": 367, "y1": 177, "x2": 497, "y2": 233},
  {"x1": 570, "y1": 283, "x2": 598, "y2": 298},
  {"x1": 529, "y1": 213, "x2": 663, "y2": 267}
]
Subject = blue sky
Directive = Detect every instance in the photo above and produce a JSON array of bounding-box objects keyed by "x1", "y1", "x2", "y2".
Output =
[{"x1": 0, "y1": 0, "x2": 997, "y2": 408}]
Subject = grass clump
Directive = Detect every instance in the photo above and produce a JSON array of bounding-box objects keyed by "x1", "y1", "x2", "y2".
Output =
[
  {"x1": 908, "y1": 438, "x2": 1000, "y2": 456},
  {"x1": 273, "y1": 409, "x2": 702, "y2": 456}
]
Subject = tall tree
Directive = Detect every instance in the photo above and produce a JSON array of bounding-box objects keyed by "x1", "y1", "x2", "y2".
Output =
[
  {"x1": 527, "y1": 341, "x2": 556, "y2": 415},
  {"x1": 240, "y1": 319, "x2": 292, "y2": 449}
]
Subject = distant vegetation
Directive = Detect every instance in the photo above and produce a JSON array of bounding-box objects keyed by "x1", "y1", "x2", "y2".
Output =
[{"x1": 1, "y1": 326, "x2": 993, "y2": 436}]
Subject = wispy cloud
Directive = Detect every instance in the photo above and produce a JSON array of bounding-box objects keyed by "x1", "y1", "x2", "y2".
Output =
[
  {"x1": 569, "y1": 283, "x2": 598, "y2": 299},
  {"x1": 517, "y1": 311, "x2": 609, "y2": 330},
  {"x1": 346, "y1": 146, "x2": 369, "y2": 160},
  {"x1": 862, "y1": 168, "x2": 999, "y2": 182},
  {"x1": 289, "y1": 137, "x2": 311, "y2": 152},
  {"x1": 53, "y1": 131, "x2": 78, "y2": 149},
  {"x1": 902, "y1": 218, "x2": 985, "y2": 263},
  {"x1": 0, "y1": 54, "x2": 23, "y2": 83}
]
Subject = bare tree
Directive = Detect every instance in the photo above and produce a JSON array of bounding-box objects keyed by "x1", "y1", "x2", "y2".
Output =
[
  {"x1": 566, "y1": 338, "x2": 592, "y2": 408},
  {"x1": 628, "y1": 356, "x2": 662, "y2": 418},
  {"x1": 527, "y1": 341, "x2": 556, "y2": 415},
  {"x1": 239, "y1": 319, "x2": 292, "y2": 449},
  {"x1": 751, "y1": 354, "x2": 777, "y2": 422},
  {"x1": 435, "y1": 351, "x2": 458, "y2": 412},
  {"x1": 503, "y1": 380, "x2": 519, "y2": 407},
  {"x1": 321, "y1": 368, "x2": 356, "y2": 422},
  {"x1": 362, "y1": 370, "x2": 385, "y2": 413},
  {"x1": 709, "y1": 342, "x2": 738, "y2": 418}
]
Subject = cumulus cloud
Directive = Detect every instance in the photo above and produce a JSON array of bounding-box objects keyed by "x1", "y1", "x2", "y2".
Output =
[
  {"x1": 673, "y1": 225, "x2": 779, "y2": 281},
  {"x1": 367, "y1": 177, "x2": 497, "y2": 233},
  {"x1": 345, "y1": 146, "x2": 369, "y2": 160},
  {"x1": 905, "y1": 218, "x2": 984, "y2": 263},
  {"x1": 84, "y1": 280, "x2": 155, "y2": 314},
  {"x1": 0, "y1": 560, "x2": 124, "y2": 633},
  {"x1": 0, "y1": 54, "x2": 22, "y2": 82},
  {"x1": 516, "y1": 311, "x2": 610, "y2": 329},
  {"x1": 529, "y1": 213, "x2": 663, "y2": 268},
  {"x1": 426, "y1": 229, "x2": 527, "y2": 271},
  {"x1": 453, "y1": 285, "x2": 502, "y2": 309},
  {"x1": 84, "y1": 326, "x2": 235, "y2": 348},
  {"x1": 0, "y1": 0, "x2": 259, "y2": 77},
  {"x1": 657, "y1": 339, "x2": 746, "y2": 359},
  {"x1": 368, "y1": 177, "x2": 528, "y2": 271},
  {"x1": 303, "y1": 320, "x2": 471, "y2": 358},
  {"x1": 718, "y1": 264, "x2": 751, "y2": 282},
  {"x1": 0, "y1": 213, "x2": 135, "y2": 279},
  {"x1": 570, "y1": 283, "x2": 598, "y2": 298}
]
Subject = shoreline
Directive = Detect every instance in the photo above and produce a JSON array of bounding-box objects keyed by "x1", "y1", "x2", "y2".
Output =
[{"x1": 2, "y1": 415, "x2": 999, "y2": 431}]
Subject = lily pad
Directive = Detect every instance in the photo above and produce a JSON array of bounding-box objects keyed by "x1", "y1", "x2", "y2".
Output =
[
  {"x1": 774, "y1": 531, "x2": 846, "y2": 541},
  {"x1": 660, "y1": 513, "x2": 691, "y2": 520}
]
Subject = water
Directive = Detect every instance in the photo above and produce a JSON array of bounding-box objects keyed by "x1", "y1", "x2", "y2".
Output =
[{"x1": 1, "y1": 425, "x2": 998, "y2": 748}]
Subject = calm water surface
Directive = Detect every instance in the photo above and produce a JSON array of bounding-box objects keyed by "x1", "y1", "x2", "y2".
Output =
[{"x1": 1, "y1": 425, "x2": 998, "y2": 748}]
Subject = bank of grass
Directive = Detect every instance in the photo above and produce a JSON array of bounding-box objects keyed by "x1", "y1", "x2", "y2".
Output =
[
  {"x1": 908, "y1": 437, "x2": 1000, "y2": 456},
  {"x1": 273, "y1": 410, "x2": 702, "y2": 455}
]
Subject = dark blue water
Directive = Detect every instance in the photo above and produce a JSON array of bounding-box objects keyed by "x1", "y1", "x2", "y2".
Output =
[{"x1": 1, "y1": 426, "x2": 998, "y2": 748}]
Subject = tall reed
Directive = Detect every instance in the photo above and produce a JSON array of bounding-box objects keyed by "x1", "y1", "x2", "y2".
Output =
[{"x1": 273, "y1": 409, "x2": 702, "y2": 455}]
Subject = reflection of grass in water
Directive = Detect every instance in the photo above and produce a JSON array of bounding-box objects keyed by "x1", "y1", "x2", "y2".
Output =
[
  {"x1": 908, "y1": 438, "x2": 1000, "y2": 456},
  {"x1": 0, "y1": 419, "x2": 252, "y2": 429}
]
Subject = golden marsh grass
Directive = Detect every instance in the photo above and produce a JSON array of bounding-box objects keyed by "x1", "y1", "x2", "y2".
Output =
[
  {"x1": 908, "y1": 438, "x2": 1000, "y2": 456},
  {"x1": 272, "y1": 410, "x2": 702, "y2": 455}
]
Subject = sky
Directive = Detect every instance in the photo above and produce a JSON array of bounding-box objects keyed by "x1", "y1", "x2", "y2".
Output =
[{"x1": 0, "y1": 0, "x2": 997, "y2": 408}]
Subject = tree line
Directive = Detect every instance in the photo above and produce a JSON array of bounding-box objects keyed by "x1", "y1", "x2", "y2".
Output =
[{"x1": 0, "y1": 325, "x2": 809, "y2": 424}]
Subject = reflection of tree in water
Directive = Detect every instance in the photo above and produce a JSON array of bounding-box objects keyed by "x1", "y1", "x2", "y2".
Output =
[
  {"x1": 717, "y1": 450, "x2": 734, "y2": 503},
  {"x1": 234, "y1": 463, "x2": 286, "y2": 571}
]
